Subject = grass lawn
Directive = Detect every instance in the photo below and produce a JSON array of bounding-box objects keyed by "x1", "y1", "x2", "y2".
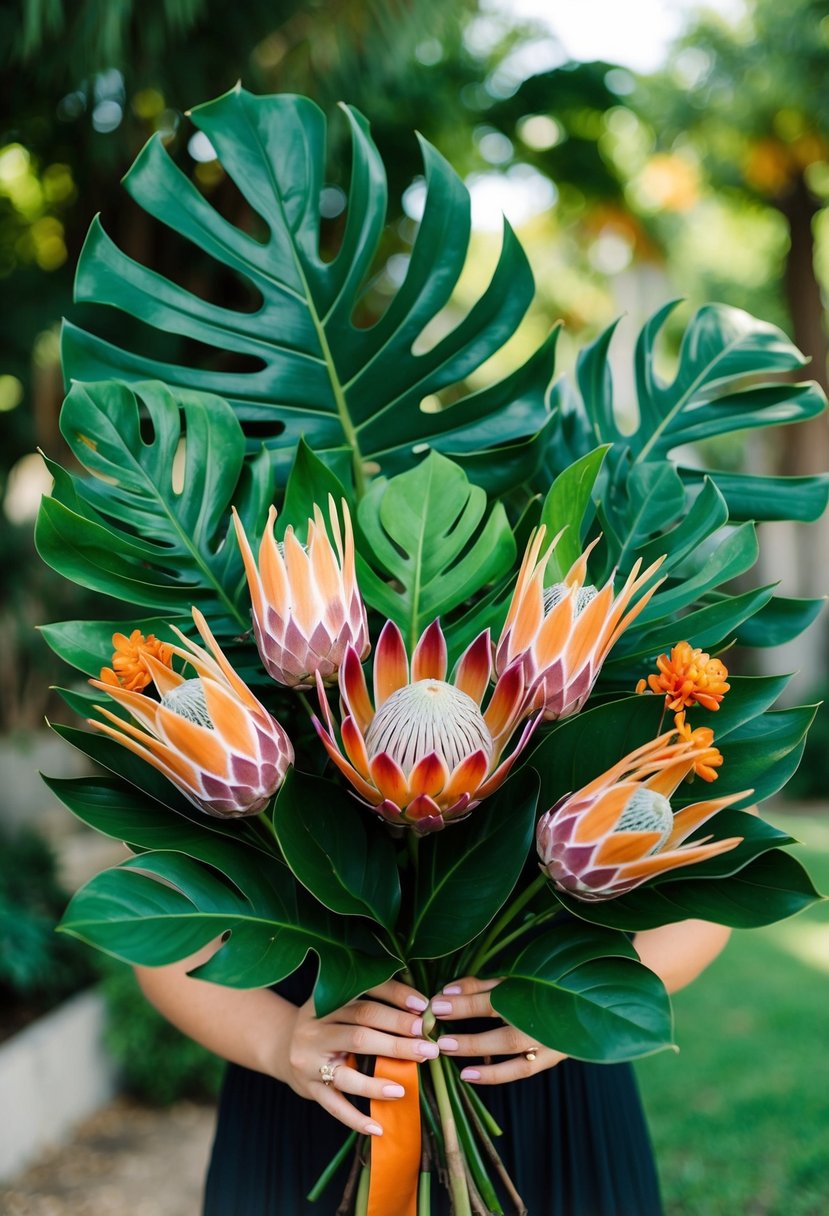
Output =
[{"x1": 636, "y1": 807, "x2": 829, "y2": 1216}]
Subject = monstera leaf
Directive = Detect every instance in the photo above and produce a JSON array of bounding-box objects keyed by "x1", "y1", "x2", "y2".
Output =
[
  {"x1": 63, "y1": 85, "x2": 556, "y2": 495},
  {"x1": 36, "y1": 378, "x2": 271, "y2": 630}
]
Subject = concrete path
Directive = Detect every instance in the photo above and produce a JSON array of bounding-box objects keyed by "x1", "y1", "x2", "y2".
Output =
[{"x1": 0, "y1": 1098, "x2": 215, "y2": 1216}]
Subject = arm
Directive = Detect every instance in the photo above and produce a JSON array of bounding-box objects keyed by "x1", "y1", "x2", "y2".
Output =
[
  {"x1": 429, "y1": 919, "x2": 732, "y2": 1084},
  {"x1": 134, "y1": 940, "x2": 435, "y2": 1136}
]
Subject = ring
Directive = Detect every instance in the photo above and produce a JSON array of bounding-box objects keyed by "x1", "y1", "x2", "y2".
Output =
[
  {"x1": 319, "y1": 1061, "x2": 339, "y2": 1086},
  {"x1": 523, "y1": 1048, "x2": 539, "y2": 1062}
]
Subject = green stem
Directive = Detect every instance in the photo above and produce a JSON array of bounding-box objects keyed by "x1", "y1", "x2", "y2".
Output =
[
  {"x1": 464, "y1": 875, "x2": 549, "y2": 976},
  {"x1": 476, "y1": 908, "x2": 562, "y2": 969},
  {"x1": 442, "y1": 1056, "x2": 503, "y2": 1215},
  {"x1": 455, "y1": 1077, "x2": 528, "y2": 1216},
  {"x1": 428, "y1": 1054, "x2": 472, "y2": 1216},
  {"x1": 307, "y1": 1131, "x2": 358, "y2": 1202},
  {"x1": 355, "y1": 1159, "x2": 371, "y2": 1216}
]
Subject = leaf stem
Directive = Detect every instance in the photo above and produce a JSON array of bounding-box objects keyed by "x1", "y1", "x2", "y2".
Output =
[
  {"x1": 427, "y1": 1054, "x2": 472, "y2": 1216},
  {"x1": 464, "y1": 874, "x2": 549, "y2": 977},
  {"x1": 475, "y1": 908, "x2": 562, "y2": 969}
]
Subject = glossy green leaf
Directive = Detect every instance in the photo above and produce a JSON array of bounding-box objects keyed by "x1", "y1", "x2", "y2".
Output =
[
  {"x1": 39, "y1": 615, "x2": 189, "y2": 678},
  {"x1": 489, "y1": 927, "x2": 674, "y2": 1061},
  {"x1": 277, "y1": 438, "x2": 351, "y2": 541},
  {"x1": 679, "y1": 466, "x2": 829, "y2": 523},
  {"x1": 63, "y1": 87, "x2": 556, "y2": 493},
  {"x1": 272, "y1": 769, "x2": 400, "y2": 931},
  {"x1": 698, "y1": 705, "x2": 818, "y2": 805},
  {"x1": 540, "y1": 446, "x2": 609, "y2": 582},
  {"x1": 36, "y1": 379, "x2": 272, "y2": 626},
  {"x1": 60, "y1": 848, "x2": 397, "y2": 1015},
  {"x1": 736, "y1": 595, "x2": 826, "y2": 647},
  {"x1": 408, "y1": 769, "x2": 539, "y2": 959},
  {"x1": 357, "y1": 452, "x2": 515, "y2": 649}
]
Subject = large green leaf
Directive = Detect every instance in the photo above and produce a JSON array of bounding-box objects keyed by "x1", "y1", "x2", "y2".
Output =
[
  {"x1": 63, "y1": 86, "x2": 556, "y2": 494},
  {"x1": 39, "y1": 615, "x2": 189, "y2": 679},
  {"x1": 408, "y1": 769, "x2": 539, "y2": 959},
  {"x1": 36, "y1": 379, "x2": 272, "y2": 627},
  {"x1": 60, "y1": 848, "x2": 397, "y2": 1016},
  {"x1": 539, "y1": 445, "x2": 609, "y2": 582},
  {"x1": 356, "y1": 452, "x2": 516, "y2": 650},
  {"x1": 488, "y1": 927, "x2": 674, "y2": 1061},
  {"x1": 272, "y1": 769, "x2": 400, "y2": 932}
]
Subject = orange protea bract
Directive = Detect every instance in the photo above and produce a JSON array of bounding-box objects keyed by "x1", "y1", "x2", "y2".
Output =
[
  {"x1": 232, "y1": 497, "x2": 369, "y2": 690},
  {"x1": 496, "y1": 527, "x2": 665, "y2": 721},
  {"x1": 98, "y1": 629, "x2": 173, "y2": 692},
  {"x1": 88, "y1": 608, "x2": 293, "y2": 819},
  {"x1": 313, "y1": 619, "x2": 538, "y2": 834},
  {"x1": 673, "y1": 711, "x2": 723, "y2": 782},
  {"x1": 643, "y1": 642, "x2": 730, "y2": 711},
  {"x1": 536, "y1": 729, "x2": 748, "y2": 901}
]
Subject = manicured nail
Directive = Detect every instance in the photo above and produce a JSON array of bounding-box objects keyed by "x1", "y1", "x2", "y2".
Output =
[
  {"x1": 431, "y1": 999, "x2": 453, "y2": 1016},
  {"x1": 437, "y1": 1036, "x2": 459, "y2": 1051},
  {"x1": 415, "y1": 1041, "x2": 439, "y2": 1058},
  {"x1": 406, "y1": 995, "x2": 429, "y2": 1012},
  {"x1": 443, "y1": 985, "x2": 462, "y2": 995},
  {"x1": 410, "y1": 1017, "x2": 424, "y2": 1036},
  {"x1": 460, "y1": 1068, "x2": 481, "y2": 1081},
  {"x1": 382, "y1": 1083, "x2": 405, "y2": 1098},
  {"x1": 366, "y1": 1122, "x2": 384, "y2": 1136}
]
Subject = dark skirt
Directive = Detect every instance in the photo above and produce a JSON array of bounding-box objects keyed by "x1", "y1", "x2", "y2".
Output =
[{"x1": 202, "y1": 962, "x2": 663, "y2": 1216}]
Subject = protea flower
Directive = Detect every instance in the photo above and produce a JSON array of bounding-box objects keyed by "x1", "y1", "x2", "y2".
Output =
[
  {"x1": 232, "y1": 496, "x2": 369, "y2": 689},
  {"x1": 314, "y1": 619, "x2": 537, "y2": 833},
  {"x1": 496, "y1": 527, "x2": 665, "y2": 720},
  {"x1": 536, "y1": 729, "x2": 748, "y2": 901},
  {"x1": 87, "y1": 608, "x2": 293, "y2": 818}
]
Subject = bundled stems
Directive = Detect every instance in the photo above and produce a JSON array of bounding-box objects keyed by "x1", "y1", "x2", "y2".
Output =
[
  {"x1": 455, "y1": 1076, "x2": 528, "y2": 1216},
  {"x1": 463, "y1": 875, "x2": 548, "y2": 976},
  {"x1": 428, "y1": 1053, "x2": 473, "y2": 1216}
]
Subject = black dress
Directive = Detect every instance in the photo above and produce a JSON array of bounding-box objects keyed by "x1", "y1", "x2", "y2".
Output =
[{"x1": 202, "y1": 959, "x2": 663, "y2": 1216}]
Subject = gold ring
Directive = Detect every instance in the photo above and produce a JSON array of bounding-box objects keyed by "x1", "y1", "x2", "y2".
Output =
[
  {"x1": 523, "y1": 1048, "x2": 538, "y2": 1062},
  {"x1": 319, "y1": 1062, "x2": 339, "y2": 1086}
]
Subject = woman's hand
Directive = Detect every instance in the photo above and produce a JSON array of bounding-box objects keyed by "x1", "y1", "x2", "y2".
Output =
[
  {"x1": 430, "y1": 976, "x2": 566, "y2": 1084},
  {"x1": 283, "y1": 978, "x2": 437, "y2": 1135}
]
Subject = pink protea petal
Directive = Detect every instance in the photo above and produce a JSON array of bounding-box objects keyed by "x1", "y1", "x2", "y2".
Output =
[
  {"x1": 411, "y1": 619, "x2": 448, "y2": 682},
  {"x1": 484, "y1": 662, "x2": 526, "y2": 739},
  {"x1": 89, "y1": 711, "x2": 199, "y2": 792},
  {"x1": 340, "y1": 646, "x2": 375, "y2": 734},
  {"x1": 664, "y1": 789, "x2": 752, "y2": 849},
  {"x1": 616, "y1": 836, "x2": 744, "y2": 883},
  {"x1": 408, "y1": 752, "x2": 449, "y2": 800},
  {"x1": 572, "y1": 784, "x2": 635, "y2": 843},
  {"x1": 405, "y1": 793, "x2": 444, "y2": 824},
  {"x1": 200, "y1": 679, "x2": 257, "y2": 756},
  {"x1": 369, "y1": 752, "x2": 409, "y2": 807},
  {"x1": 231, "y1": 505, "x2": 268, "y2": 623},
  {"x1": 341, "y1": 715, "x2": 371, "y2": 778},
  {"x1": 311, "y1": 715, "x2": 382, "y2": 804},
  {"x1": 441, "y1": 749, "x2": 490, "y2": 803},
  {"x1": 189, "y1": 608, "x2": 265, "y2": 714},
  {"x1": 156, "y1": 705, "x2": 228, "y2": 775},
  {"x1": 474, "y1": 713, "x2": 540, "y2": 800},
  {"x1": 595, "y1": 830, "x2": 665, "y2": 865},
  {"x1": 139, "y1": 650, "x2": 184, "y2": 697},
  {"x1": 373, "y1": 620, "x2": 409, "y2": 708},
  {"x1": 452, "y1": 631, "x2": 492, "y2": 706}
]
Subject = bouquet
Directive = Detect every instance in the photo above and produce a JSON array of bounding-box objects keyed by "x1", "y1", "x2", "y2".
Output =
[{"x1": 37, "y1": 89, "x2": 825, "y2": 1216}]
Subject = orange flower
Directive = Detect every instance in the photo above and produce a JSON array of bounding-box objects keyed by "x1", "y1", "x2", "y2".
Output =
[
  {"x1": 99, "y1": 630, "x2": 174, "y2": 692},
  {"x1": 642, "y1": 642, "x2": 730, "y2": 712},
  {"x1": 673, "y1": 711, "x2": 723, "y2": 782}
]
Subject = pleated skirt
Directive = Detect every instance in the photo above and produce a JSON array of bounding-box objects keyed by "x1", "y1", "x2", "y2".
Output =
[{"x1": 202, "y1": 967, "x2": 663, "y2": 1216}]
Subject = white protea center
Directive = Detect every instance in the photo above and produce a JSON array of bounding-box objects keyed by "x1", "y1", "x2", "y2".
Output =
[
  {"x1": 161, "y1": 678, "x2": 214, "y2": 729},
  {"x1": 365, "y1": 679, "x2": 493, "y2": 774},
  {"x1": 543, "y1": 582, "x2": 599, "y2": 616},
  {"x1": 615, "y1": 787, "x2": 673, "y2": 851}
]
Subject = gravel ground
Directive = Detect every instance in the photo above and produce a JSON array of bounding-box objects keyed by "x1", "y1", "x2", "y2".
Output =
[{"x1": 0, "y1": 1098, "x2": 216, "y2": 1216}]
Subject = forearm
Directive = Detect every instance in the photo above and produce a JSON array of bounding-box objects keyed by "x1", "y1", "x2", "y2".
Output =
[
  {"x1": 134, "y1": 939, "x2": 296, "y2": 1081},
  {"x1": 633, "y1": 919, "x2": 731, "y2": 994}
]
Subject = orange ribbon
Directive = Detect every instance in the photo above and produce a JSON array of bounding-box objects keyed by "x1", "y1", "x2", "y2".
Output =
[{"x1": 367, "y1": 1056, "x2": 421, "y2": 1216}]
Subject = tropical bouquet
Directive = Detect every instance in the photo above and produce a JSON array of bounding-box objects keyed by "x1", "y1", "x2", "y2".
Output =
[{"x1": 37, "y1": 88, "x2": 826, "y2": 1216}]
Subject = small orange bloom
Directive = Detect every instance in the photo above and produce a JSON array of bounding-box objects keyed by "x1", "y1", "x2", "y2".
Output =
[
  {"x1": 645, "y1": 642, "x2": 730, "y2": 712},
  {"x1": 673, "y1": 711, "x2": 723, "y2": 782},
  {"x1": 99, "y1": 630, "x2": 174, "y2": 693}
]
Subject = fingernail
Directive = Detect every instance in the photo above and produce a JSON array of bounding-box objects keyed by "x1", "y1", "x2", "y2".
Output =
[
  {"x1": 406, "y1": 995, "x2": 429, "y2": 1013},
  {"x1": 411, "y1": 1017, "x2": 424, "y2": 1036},
  {"x1": 437, "y1": 1036, "x2": 459, "y2": 1051},
  {"x1": 443, "y1": 985, "x2": 462, "y2": 995},
  {"x1": 431, "y1": 999, "x2": 453, "y2": 1016},
  {"x1": 415, "y1": 1041, "x2": 439, "y2": 1058},
  {"x1": 366, "y1": 1121, "x2": 384, "y2": 1136},
  {"x1": 460, "y1": 1068, "x2": 481, "y2": 1081},
  {"x1": 382, "y1": 1083, "x2": 405, "y2": 1098}
]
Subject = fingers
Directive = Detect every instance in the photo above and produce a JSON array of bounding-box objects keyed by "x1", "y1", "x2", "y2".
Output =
[
  {"x1": 429, "y1": 981, "x2": 501, "y2": 1023},
  {"x1": 332, "y1": 998, "x2": 424, "y2": 1040},
  {"x1": 459, "y1": 1048, "x2": 566, "y2": 1086},
  {"x1": 323, "y1": 1021, "x2": 439, "y2": 1062},
  {"x1": 435, "y1": 1024, "x2": 534, "y2": 1057},
  {"x1": 328, "y1": 1062, "x2": 409, "y2": 1103},
  {"x1": 366, "y1": 978, "x2": 429, "y2": 1014},
  {"x1": 314, "y1": 1082, "x2": 385, "y2": 1137}
]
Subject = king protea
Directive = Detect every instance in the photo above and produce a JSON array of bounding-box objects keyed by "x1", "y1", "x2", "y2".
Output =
[
  {"x1": 536, "y1": 728, "x2": 749, "y2": 901},
  {"x1": 88, "y1": 608, "x2": 293, "y2": 818},
  {"x1": 314, "y1": 619, "x2": 537, "y2": 833},
  {"x1": 496, "y1": 527, "x2": 665, "y2": 720},
  {"x1": 232, "y1": 496, "x2": 369, "y2": 689}
]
